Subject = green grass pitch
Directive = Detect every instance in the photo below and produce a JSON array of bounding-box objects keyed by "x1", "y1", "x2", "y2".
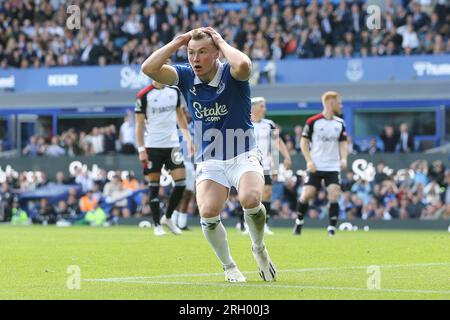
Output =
[{"x1": 0, "y1": 224, "x2": 449, "y2": 300}]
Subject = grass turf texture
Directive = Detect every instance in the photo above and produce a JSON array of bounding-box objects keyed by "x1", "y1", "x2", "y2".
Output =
[{"x1": 0, "y1": 225, "x2": 449, "y2": 300}]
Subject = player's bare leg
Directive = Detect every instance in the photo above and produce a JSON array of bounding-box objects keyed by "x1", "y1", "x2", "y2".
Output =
[
  {"x1": 175, "y1": 189, "x2": 194, "y2": 230},
  {"x1": 293, "y1": 185, "x2": 317, "y2": 235},
  {"x1": 148, "y1": 172, "x2": 166, "y2": 236},
  {"x1": 326, "y1": 183, "x2": 342, "y2": 236},
  {"x1": 239, "y1": 171, "x2": 276, "y2": 281},
  {"x1": 161, "y1": 168, "x2": 186, "y2": 235},
  {"x1": 262, "y1": 184, "x2": 274, "y2": 235},
  {"x1": 197, "y1": 180, "x2": 245, "y2": 282}
]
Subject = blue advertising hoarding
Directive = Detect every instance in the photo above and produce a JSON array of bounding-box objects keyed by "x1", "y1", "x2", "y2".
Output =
[{"x1": 0, "y1": 54, "x2": 448, "y2": 93}]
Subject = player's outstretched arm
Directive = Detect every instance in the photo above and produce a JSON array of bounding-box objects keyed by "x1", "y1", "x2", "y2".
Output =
[
  {"x1": 203, "y1": 27, "x2": 251, "y2": 81},
  {"x1": 141, "y1": 31, "x2": 192, "y2": 84}
]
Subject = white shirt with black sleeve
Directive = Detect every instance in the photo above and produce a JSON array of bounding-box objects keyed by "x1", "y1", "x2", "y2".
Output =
[
  {"x1": 135, "y1": 85, "x2": 181, "y2": 148},
  {"x1": 302, "y1": 113, "x2": 347, "y2": 172}
]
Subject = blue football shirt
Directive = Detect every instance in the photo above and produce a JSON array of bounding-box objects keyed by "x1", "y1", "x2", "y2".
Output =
[{"x1": 174, "y1": 61, "x2": 256, "y2": 162}]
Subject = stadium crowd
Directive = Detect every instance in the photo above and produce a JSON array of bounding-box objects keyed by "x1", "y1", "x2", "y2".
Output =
[
  {"x1": 0, "y1": 0, "x2": 448, "y2": 69},
  {"x1": 21, "y1": 114, "x2": 137, "y2": 157},
  {"x1": 18, "y1": 117, "x2": 421, "y2": 158},
  {"x1": 280, "y1": 121, "x2": 420, "y2": 155},
  {"x1": 1, "y1": 157, "x2": 449, "y2": 225}
]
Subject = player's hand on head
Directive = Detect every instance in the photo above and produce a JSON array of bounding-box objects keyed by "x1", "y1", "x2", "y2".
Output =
[
  {"x1": 177, "y1": 30, "x2": 192, "y2": 46},
  {"x1": 202, "y1": 27, "x2": 224, "y2": 46},
  {"x1": 306, "y1": 161, "x2": 316, "y2": 173}
]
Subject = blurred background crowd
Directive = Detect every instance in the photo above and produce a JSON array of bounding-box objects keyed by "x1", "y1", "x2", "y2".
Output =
[
  {"x1": 1, "y1": 157, "x2": 449, "y2": 225},
  {"x1": 0, "y1": 0, "x2": 448, "y2": 69}
]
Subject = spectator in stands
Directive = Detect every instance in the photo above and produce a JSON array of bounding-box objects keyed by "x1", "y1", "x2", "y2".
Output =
[
  {"x1": 91, "y1": 182, "x2": 103, "y2": 203},
  {"x1": 351, "y1": 179, "x2": 372, "y2": 205},
  {"x1": 0, "y1": 0, "x2": 447, "y2": 69},
  {"x1": 424, "y1": 180, "x2": 442, "y2": 205},
  {"x1": 55, "y1": 200, "x2": 76, "y2": 223},
  {"x1": 380, "y1": 125, "x2": 398, "y2": 152},
  {"x1": 119, "y1": 114, "x2": 136, "y2": 154},
  {"x1": 293, "y1": 125, "x2": 302, "y2": 153},
  {"x1": 429, "y1": 160, "x2": 446, "y2": 186},
  {"x1": 79, "y1": 190, "x2": 98, "y2": 214},
  {"x1": 135, "y1": 192, "x2": 151, "y2": 217},
  {"x1": 103, "y1": 125, "x2": 117, "y2": 154},
  {"x1": 74, "y1": 168, "x2": 94, "y2": 193},
  {"x1": 67, "y1": 189, "x2": 81, "y2": 217},
  {"x1": 413, "y1": 160, "x2": 429, "y2": 187},
  {"x1": 406, "y1": 193, "x2": 426, "y2": 219},
  {"x1": 364, "y1": 137, "x2": 381, "y2": 155},
  {"x1": 86, "y1": 127, "x2": 105, "y2": 155},
  {"x1": 341, "y1": 171, "x2": 355, "y2": 192},
  {"x1": 55, "y1": 171, "x2": 70, "y2": 185},
  {"x1": 347, "y1": 135, "x2": 361, "y2": 154},
  {"x1": 78, "y1": 131, "x2": 93, "y2": 156},
  {"x1": 46, "y1": 136, "x2": 65, "y2": 157},
  {"x1": 444, "y1": 170, "x2": 450, "y2": 205},
  {"x1": 83, "y1": 201, "x2": 108, "y2": 226},
  {"x1": 22, "y1": 135, "x2": 39, "y2": 157},
  {"x1": 0, "y1": 182, "x2": 14, "y2": 222},
  {"x1": 110, "y1": 178, "x2": 132, "y2": 219},
  {"x1": 398, "y1": 123, "x2": 415, "y2": 153},
  {"x1": 32, "y1": 197, "x2": 57, "y2": 224},
  {"x1": 374, "y1": 161, "x2": 389, "y2": 185},
  {"x1": 103, "y1": 174, "x2": 121, "y2": 200},
  {"x1": 62, "y1": 132, "x2": 82, "y2": 157},
  {"x1": 122, "y1": 172, "x2": 139, "y2": 192}
]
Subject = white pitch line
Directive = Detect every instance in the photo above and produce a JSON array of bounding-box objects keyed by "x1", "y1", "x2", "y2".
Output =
[
  {"x1": 84, "y1": 279, "x2": 450, "y2": 295},
  {"x1": 84, "y1": 262, "x2": 450, "y2": 282}
]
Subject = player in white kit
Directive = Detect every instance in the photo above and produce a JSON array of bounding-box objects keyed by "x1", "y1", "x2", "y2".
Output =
[
  {"x1": 171, "y1": 107, "x2": 196, "y2": 231},
  {"x1": 292, "y1": 91, "x2": 348, "y2": 236},
  {"x1": 135, "y1": 80, "x2": 193, "y2": 236},
  {"x1": 250, "y1": 97, "x2": 292, "y2": 235}
]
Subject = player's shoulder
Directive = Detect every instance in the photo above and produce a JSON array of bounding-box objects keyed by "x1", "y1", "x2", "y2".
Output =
[
  {"x1": 166, "y1": 85, "x2": 181, "y2": 93},
  {"x1": 174, "y1": 63, "x2": 194, "y2": 74},
  {"x1": 306, "y1": 113, "x2": 325, "y2": 125},
  {"x1": 137, "y1": 84, "x2": 155, "y2": 99},
  {"x1": 262, "y1": 118, "x2": 278, "y2": 129},
  {"x1": 332, "y1": 115, "x2": 345, "y2": 124}
]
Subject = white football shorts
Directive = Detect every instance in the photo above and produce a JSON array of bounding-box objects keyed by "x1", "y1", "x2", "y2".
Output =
[{"x1": 195, "y1": 148, "x2": 264, "y2": 191}]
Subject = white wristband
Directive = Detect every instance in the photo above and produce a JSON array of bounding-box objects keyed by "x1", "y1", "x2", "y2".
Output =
[{"x1": 138, "y1": 146, "x2": 146, "y2": 152}]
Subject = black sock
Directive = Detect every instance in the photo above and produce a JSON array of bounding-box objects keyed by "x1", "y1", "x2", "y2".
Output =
[
  {"x1": 329, "y1": 202, "x2": 339, "y2": 228},
  {"x1": 262, "y1": 201, "x2": 271, "y2": 223},
  {"x1": 297, "y1": 201, "x2": 309, "y2": 222},
  {"x1": 165, "y1": 179, "x2": 186, "y2": 218},
  {"x1": 236, "y1": 204, "x2": 245, "y2": 230},
  {"x1": 149, "y1": 182, "x2": 161, "y2": 225}
]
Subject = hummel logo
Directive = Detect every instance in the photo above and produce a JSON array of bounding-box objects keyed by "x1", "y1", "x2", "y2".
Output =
[
  {"x1": 189, "y1": 87, "x2": 197, "y2": 95},
  {"x1": 217, "y1": 81, "x2": 225, "y2": 94}
]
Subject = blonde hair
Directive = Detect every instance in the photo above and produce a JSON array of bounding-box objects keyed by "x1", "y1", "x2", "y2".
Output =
[
  {"x1": 251, "y1": 96, "x2": 266, "y2": 107},
  {"x1": 190, "y1": 28, "x2": 218, "y2": 49},
  {"x1": 321, "y1": 91, "x2": 341, "y2": 106},
  {"x1": 191, "y1": 29, "x2": 212, "y2": 41}
]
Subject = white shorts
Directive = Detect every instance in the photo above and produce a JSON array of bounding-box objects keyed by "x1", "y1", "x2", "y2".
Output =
[
  {"x1": 185, "y1": 161, "x2": 195, "y2": 192},
  {"x1": 196, "y1": 149, "x2": 264, "y2": 191}
]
